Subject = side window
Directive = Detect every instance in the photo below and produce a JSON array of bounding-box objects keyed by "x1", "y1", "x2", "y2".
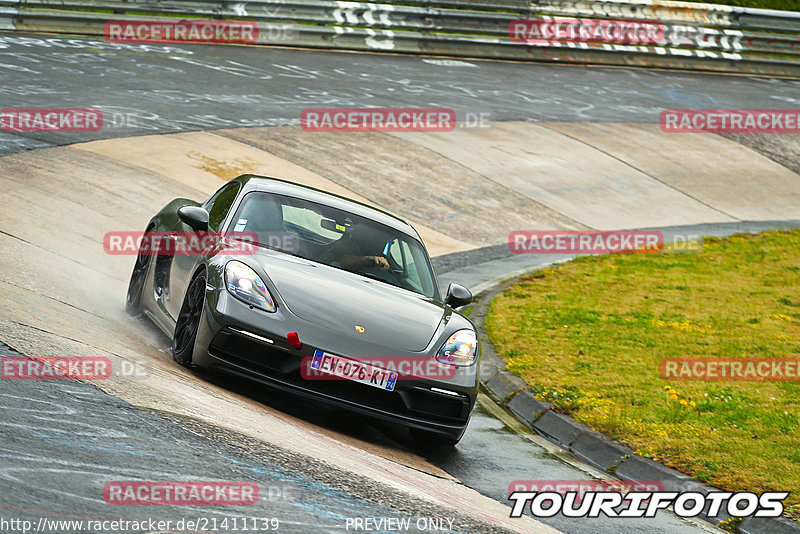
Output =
[
  {"x1": 401, "y1": 240, "x2": 423, "y2": 288},
  {"x1": 203, "y1": 183, "x2": 241, "y2": 231},
  {"x1": 386, "y1": 239, "x2": 403, "y2": 265}
]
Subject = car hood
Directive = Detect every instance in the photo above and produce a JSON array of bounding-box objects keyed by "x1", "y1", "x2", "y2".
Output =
[{"x1": 255, "y1": 251, "x2": 444, "y2": 352}]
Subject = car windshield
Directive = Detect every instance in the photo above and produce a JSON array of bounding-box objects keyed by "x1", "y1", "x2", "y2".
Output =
[{"x1": 229, "y1": 191, "x2": 437, "y2": 298}]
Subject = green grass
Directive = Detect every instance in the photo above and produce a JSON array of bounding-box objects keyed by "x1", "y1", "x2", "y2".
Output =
[{"x1": 486, "y1": 230, "x2": 800, "y2": 519}]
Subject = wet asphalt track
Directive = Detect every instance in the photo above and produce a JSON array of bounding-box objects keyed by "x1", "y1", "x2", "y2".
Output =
[
  {"x1": 0, "y1": 340, "x2": 718, "y2": 534},
  {"x1": 0, "y1": 31, "x2": 799, "y2": 156},
  {"x1": 1, "y1": 31, "x2": 797, "y2": 534},
  {"x1": 0, "y1": 343, "x2": 471, "y2": 534}
]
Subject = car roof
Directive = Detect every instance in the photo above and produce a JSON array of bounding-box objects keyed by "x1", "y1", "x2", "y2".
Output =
[{"x1": 234, "y1": 174, "x2": 423, "y2": 242}]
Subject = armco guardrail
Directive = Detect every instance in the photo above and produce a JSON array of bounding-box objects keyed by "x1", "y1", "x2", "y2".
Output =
[{"x1": 0, "y1": 0, "x2": 798, "y2": 76}]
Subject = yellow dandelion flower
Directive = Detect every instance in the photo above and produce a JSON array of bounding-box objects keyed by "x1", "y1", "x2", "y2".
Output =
[
  {"x1": 670, "y1": 394, "x2": 678, "y2": 401},
  {"x1": 663, "y1": 386, "x2": 671, "y2": 390},
  {"x1": 689, "y1": 401, "x2": 696, "y2": 407},
  {"x1": 680, "y1": 400, "x2": 688, "y2": 406}
]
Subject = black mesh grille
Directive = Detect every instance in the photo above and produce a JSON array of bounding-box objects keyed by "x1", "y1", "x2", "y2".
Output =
[{"x1": 208, "y1": 329, "x2": 470, "y2": 425}]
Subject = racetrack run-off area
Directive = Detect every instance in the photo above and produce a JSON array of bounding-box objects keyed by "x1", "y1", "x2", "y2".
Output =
[{"x1": 0, "y1": 32, "x2": 798, "y2": 534}]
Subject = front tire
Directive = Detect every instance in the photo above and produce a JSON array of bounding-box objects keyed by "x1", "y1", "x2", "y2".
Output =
[{"x1": 172, "y1": 272, "x2": 206, "y2": 368}]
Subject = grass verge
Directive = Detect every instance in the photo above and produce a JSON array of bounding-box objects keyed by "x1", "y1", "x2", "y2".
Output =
[{"x1": 485, "y1": 230, "x2": 800, "y2": 519}]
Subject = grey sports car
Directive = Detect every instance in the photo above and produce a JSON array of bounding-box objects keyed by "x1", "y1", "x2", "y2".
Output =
[{"x1": 125, "y1": 175, "x2": 480, "y2": 446}]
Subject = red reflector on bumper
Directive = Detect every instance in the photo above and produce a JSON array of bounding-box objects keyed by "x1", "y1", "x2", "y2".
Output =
[{"x1": 287, "y1": 332, "x2": 301, "y2": 349}]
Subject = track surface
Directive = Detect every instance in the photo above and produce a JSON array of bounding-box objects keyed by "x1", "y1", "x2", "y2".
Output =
[
  {"x1": 1, "y1": 32, "x2": 799, "y2": 155},
  {"x1": 1, "y1": 31, "x2": 798, "y2": 534},
  {"x1": 0, "y1": 341, "x2": 446, "y2": 534}
]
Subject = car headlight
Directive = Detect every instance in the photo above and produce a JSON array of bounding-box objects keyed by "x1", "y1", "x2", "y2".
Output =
[
  {"x1": 436, "y1": 329, "x2": 478, "y2": 366},
  {"x1": 224, "y1": 261, "x2": 276, "y2": 312}
]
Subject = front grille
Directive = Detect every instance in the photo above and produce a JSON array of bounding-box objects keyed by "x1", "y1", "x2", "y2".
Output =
[
  {"x1": 210, "y1": 330, "x2": 297, "y2": 374},
  {"x1": 208, "y1": 328, "x2": 471, "y2": 425},
  {"x1": 405, "y1": 387, "x2": 470, "y2": 420}
]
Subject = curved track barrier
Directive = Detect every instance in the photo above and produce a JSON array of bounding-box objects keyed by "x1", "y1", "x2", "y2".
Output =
[
  {"x1": 1, "y1": 1, "x2": 798, "y2": 74},
  {"x1": 1, "y1": 0, "x2": 799, "y2": 76}
]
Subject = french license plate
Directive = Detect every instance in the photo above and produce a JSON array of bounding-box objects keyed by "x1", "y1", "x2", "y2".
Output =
[{"x1": 310, "y1": 350, "x2": 397, "y2": 392}]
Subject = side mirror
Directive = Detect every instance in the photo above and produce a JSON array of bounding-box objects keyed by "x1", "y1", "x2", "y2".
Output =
[
  {"x1": 445, "y1": 283, "x2": 472, "y2": 309},
  {"x1": 178, "y1": 206, "x2": 209, "y2": 232}
]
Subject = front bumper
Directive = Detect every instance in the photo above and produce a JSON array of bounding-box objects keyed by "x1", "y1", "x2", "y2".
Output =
[{"x1": 193, "y1": 288, "x2": 479, "y2": 439}]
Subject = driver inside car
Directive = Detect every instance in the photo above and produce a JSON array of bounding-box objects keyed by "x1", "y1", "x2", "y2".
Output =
[
  {"x1": 340, "y1": 253, "x2": 390, "y2": 271},
  {"x1": 322, "y1": 225, "x2": 391, "y2": 272}
]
